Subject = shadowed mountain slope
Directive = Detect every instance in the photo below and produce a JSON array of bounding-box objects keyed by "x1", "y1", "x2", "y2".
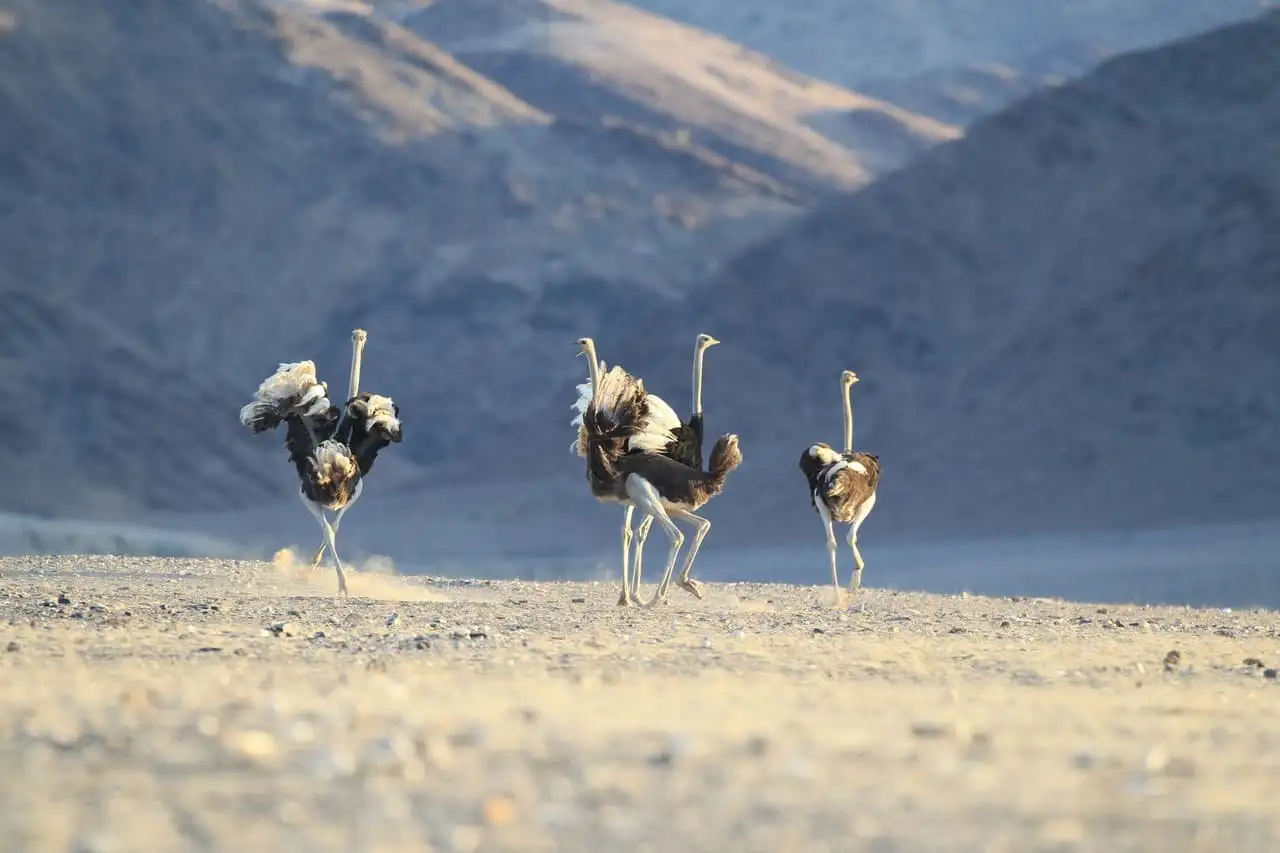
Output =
[
  {"x1": 0, "y1": 0, "x2": 946, "y2": 516},
  {"x1": 523, "y1": 10, "x2": 1280, "y2": 549}
]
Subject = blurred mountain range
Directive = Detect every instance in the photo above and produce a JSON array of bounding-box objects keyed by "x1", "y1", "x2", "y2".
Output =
[{"x1": 0, "y1": 0, "x2": 1275, "y2": 564}]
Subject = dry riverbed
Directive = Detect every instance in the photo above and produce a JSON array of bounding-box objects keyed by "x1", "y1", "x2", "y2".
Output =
[{"x1": 2, "y1": 554, "x2": 1279, "y2": 852}]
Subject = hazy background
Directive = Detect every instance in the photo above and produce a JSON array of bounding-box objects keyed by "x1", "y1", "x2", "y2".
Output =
[{"x1": 1, "y1": 0, "x2": 1277, "y2": 606}]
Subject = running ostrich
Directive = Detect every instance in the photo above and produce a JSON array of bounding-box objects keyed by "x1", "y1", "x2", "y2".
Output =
[
  {"x1": 626, "y1": 333, "x2": 721, "y2": 599},
  {"x1": 575, "y1": 336, "x2": 742, "y2": 606},
  {"x1": 239, "y1": 330, "x2": 402, "y2": 595},
  {"x1": 799, "y1": 369, "x2": 880, "y2": 601},
  {"x1": 570, "y1": 333, "x2": 722, "y2": 601}
]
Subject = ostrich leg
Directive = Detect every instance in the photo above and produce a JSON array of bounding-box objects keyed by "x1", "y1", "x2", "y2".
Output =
[
  {"x1": 301, "y1": 493, "x2": 349, "y2": 595},
  {"x1": 618, "y1": 505, "x2": 638, "y2": 606},
  {"x1": 847, "y1": 526, "x2": 866, "y2": 592},
  {"x1": 311, "y1": 482, "x2": 363, "y2": 568},
  {"x1": 670, "y1": 508, "x2": 710, "y2": 601},
  {"x1": 846, "y1": 493, "x2": 876, "y2": 592},
  {"x1": 310, "y1": 505, "x2": 348, "y2": 568},
  {"x1": 620, "y1": 476, "x2": 685, "y2": 610},
  {"x1": 816, "y1": 501, "x2": 841, "y2": 605},
  {"x1": 631, "y1": 514, "x2": 654, "y2": 599}
]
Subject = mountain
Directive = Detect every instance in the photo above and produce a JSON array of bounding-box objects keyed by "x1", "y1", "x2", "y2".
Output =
[
  {"x1": 623, "y1": 0, "x2": 1266, "y2": 87},
  {"x1": 579, "y1": 10, "x2": 1280, "y2": 546},
  {"x1": 0, "y1": 0, "x2": 949, "y2": 517}
]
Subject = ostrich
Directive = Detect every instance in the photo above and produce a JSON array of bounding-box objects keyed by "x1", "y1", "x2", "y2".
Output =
[
  {"x1": 799, "y1": 369, "x2": 880, "y2": 602},
  {"x1": 576, "y1": 337, "x2": 742, "y2": 606},
  {"x1": 629, "y1": 333, "x2": 721, "y2": 600},
  {"x1": 570, "y1": 337, "x2": 682, "y2": 605},
  {"x1": 239, "y1": 330, "x2": 402, "y2": 595},
  {"x1": 570, "y1": 333, "x2": 723, "y2": 602}
]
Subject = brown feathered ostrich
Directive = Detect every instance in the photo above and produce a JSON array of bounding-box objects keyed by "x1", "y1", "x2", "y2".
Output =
[
  {"x1": 576, "y1": 337, "x2": 742, "y2": 606},
  {"x1": 628, "y1": 333, "x2": 721, "y2": 600},
  {"x1": 798, "y1": 369, "x2": 880, "y2": 600}
]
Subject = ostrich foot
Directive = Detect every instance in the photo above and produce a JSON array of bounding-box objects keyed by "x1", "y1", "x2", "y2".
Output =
[{"x1": 678, "y1": 578, "x2": 704, "y2": 600}]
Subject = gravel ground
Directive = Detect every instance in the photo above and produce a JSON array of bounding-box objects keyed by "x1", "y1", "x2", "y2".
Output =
[{"x1": 2, "y1": 554, "x2": 1279, "y2": 852}]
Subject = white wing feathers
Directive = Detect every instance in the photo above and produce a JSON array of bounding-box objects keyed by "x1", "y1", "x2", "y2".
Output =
[
  {"x1": 568, "y1": 358, "x2": 678, "y2": 456},
  {"x1": 240, "y1": 360, "x2": 332, "y2": 430},
  {"x1": 626, "y1": 392, "x2": 679, "y2": 453}
]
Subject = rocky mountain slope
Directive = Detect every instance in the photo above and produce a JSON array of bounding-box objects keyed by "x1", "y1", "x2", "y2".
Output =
[
  {"x1": 0, "y1": 0, "x2": 949, "y2": 517},
  {"x1": 2, "y1": 0, "x2": 1276, "y2": 564},
  {"x1": 625, "y1": 0, "x2": 1266, "y2": 87},
  {"x1": 576, "y1": 10, "x2": 1280, "y2": 544}
]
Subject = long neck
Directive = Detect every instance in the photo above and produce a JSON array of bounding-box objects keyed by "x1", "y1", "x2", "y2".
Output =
[
  {"x1": 692, "y1": 343, "x2": 707, "y2": 415},
  {"x1": 842, "y1": 381, "x2": 854, "y2": 454},
  {"x1": 585, "y1": 340, "x2": 601, "y2": 397},
  {"x1": 348, "y1": 335, "x2": 366, "y2": 401}
]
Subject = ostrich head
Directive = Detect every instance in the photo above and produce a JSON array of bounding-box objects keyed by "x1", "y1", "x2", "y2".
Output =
[
  {"x1": 696, "y1": 333, "x2": 720, "y2": 351},
  {"x1": 841, "y1": 369, "x2": 860, "y2": 388}
]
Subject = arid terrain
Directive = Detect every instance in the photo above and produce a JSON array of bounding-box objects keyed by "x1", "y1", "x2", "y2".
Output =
[{"x1": 3, "y1": 555, "x2": 1279, "y2": 851}]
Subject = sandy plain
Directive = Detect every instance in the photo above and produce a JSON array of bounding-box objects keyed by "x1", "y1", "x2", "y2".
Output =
[{"x1": 1, "y1": 554, "x2": 1279, "y2": 853}]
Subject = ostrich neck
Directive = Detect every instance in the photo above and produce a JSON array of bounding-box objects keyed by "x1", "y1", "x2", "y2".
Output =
[
  {"x1": 842, "y1": 382, "x2": 854, "y2": 455},
  {"x1": 585, "y1": 341, "x2": 602, "y2": 397},
  {"x1": 692, "y1": 345, "x2": 707, "y2": 415}
]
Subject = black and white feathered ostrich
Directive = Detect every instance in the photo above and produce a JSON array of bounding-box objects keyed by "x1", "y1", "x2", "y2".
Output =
[
  {"x1": 239, "y1": 330, "x2": 402, "y2": 595},
  {"x1": 574, "y1": 336, "x2": 742, "y2": 606},
  {"x1": 571, "y1": 334, "x2": 722, "y2": 601},
  {"x1": 799, "y1": 369, "x2": 880, "y2": 601}
]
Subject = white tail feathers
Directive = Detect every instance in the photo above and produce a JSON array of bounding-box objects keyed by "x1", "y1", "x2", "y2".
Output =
[{"x1": 240, "y1": 360, "x2": 334, "y2": 431}]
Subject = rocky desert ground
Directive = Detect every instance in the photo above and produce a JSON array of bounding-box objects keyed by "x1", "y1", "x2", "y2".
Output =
[{"x1": 3, "y1": 554, "x2": 1279, "y2": 852}]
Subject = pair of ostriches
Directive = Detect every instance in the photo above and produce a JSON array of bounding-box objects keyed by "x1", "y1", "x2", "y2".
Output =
[
  {"x1": 238, "y1": 330, "x2": 879, "y2": 602},
  {"x1": 571, "y1": 335, "x2": 880, "y2": 607}
]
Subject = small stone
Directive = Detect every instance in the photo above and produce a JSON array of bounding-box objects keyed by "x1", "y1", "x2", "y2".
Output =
[
  {"x1": 1162, "y1": 650, "x2": 1181, "y2": 671},
  {"x1": 386, "y1": 613, "x2": 400, "y2": 628},
  {"x1": 5, "y1": 640, "x2": 20, "y2": 652},
  {"x1": 57, "y1": 593, "x2": 71, "y2": 605},
  {"x1": 269, "y1": 621, "x2": 297, "y2": 637},
  {"x1": 226, "y1": 730, "x2": 279, "y2": 762},
  {"x1": 1243, "y1": 658, "x2": 1266, "y2": 668},
  {"x1": 1264, "y1": 669, "x2": 1278, "y2": 680},
  {"x1": 482, "y1": 794, "x2": 517, "y2": 826},
  {"x1": 570, "y1": 598, "x2": 586, "y2": 604}
]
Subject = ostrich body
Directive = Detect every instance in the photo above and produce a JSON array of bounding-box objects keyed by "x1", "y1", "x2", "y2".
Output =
[
  {"x1": 239, "y1": 331, "x2": 402, "y2": 595},
  {"x1": 576, "y1": 337, "x2": 742, "y2": 606},
  {"x1": 799, "y1": 369, "x2": 880, "y2": 600}
]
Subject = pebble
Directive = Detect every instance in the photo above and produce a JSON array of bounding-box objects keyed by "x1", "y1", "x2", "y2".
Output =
[
  {"x1": 482, "y1": 794, "x2": 518, "y2": 826},
  {"x1": 1264, "y1": 669, "x2": 1278, "y2": 680},
  {"x1": 5, "y1": 640, "x2": 20, "y2": 652},
  {"x1": 225, "y1": 729, "x2": 279, "y2": 762},
  {"x1": 1162, "y1": 650, "x2": 1181, "y2": 671}
]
